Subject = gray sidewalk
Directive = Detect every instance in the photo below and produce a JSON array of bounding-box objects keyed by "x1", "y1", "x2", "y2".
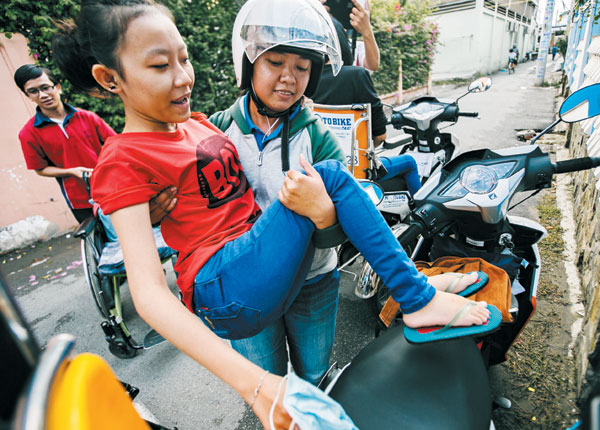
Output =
[{"x1": 2, "y1": 58, "x2": 562, "y2": 429}]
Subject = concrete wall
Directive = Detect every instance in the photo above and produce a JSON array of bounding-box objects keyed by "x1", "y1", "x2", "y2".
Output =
[
  {"x1": 565, "y1": 122, "x2": 600, "y2": 394},
  {"x1": 0, "y1": 34, "x2": 77, "y2": 250},
  {"x1": 430, "y1": 8, "x2": 482, "y2": 80},
  {"x1": 430, "y1": 4, "x2": 537, "y2": 80}
]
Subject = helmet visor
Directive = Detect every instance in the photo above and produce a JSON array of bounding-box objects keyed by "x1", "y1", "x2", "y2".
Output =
[{"x1": 239, "y1": 0, "x2": 342, "y2": 75}]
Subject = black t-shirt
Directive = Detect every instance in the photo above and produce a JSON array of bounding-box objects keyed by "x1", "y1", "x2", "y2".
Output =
[{"x1": 312, "y1": 64, "x2": 387, "y2": 137}]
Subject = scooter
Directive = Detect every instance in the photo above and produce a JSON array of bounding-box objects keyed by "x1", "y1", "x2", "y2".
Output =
[
  {"x1": 338, "y1": 77, "x2": 492, "y2": 271},
  {"x1": 1, "y1": 272, "x2": 176, "y2": 429},
  {"x1": 319, "y1": 83, "x2": 600, "y2": 428}
]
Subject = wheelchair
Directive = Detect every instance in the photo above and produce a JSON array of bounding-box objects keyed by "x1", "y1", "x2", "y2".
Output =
[
  {"x1": 1, "y1": 273, "x2": 176, "y2": 429},
  {"x1": 74, "y1": 173, "x2": 178, "y2": 359}
]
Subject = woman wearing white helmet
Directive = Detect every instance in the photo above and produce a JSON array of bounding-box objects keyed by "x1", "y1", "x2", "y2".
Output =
[{"x1": 210, "y1": 0, "x2": 347, "y2": 388}]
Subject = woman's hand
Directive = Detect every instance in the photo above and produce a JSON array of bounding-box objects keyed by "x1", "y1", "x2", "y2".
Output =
[
  {"x1": 278, "y1": 154, "x2": 336, "y2": 229},
  {"x1": 148, "y1": 186, "x2": 178, "y2": 225},
  {"x1": 252, "y1": 374, "x2": 298, "y2": 430}
]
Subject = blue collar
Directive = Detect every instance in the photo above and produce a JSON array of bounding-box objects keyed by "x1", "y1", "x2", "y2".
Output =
[
  {"x1": 33, "y1": 103, "x2": 77, "y2": 128},
  {"x1": 243, "y1": 94, "x2": 300, "y2": 151}
]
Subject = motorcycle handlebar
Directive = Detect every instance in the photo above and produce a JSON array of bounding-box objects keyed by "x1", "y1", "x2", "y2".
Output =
[
  {"x1": 458, "y1": 111, "x2": 479, "y2": 117},
  {"x1": 398, "y1": 222, "x2": 425, "y2": 249},
  {"x1": 552, "y1": 157, "x2": 600, "y2": 174}
]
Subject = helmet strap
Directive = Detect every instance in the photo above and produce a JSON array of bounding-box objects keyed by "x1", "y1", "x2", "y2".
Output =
[{"x1": 249, "y1": 82, "x2": 299, "y2": 172}]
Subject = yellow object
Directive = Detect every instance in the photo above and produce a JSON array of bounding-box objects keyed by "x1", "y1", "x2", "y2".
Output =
[
  {"x1": 528, "y1": 387, "x2": 535, "y2": 392},
  {"x1": 46, "y1": 353, "x2": 150, "y2": 430}
]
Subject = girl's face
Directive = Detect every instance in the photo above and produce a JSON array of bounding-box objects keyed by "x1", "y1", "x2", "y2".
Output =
[
  {"x1": 117, "y1": 12, "x2": 194, "y2": 133},
  {"x1": 251, "y1": 51, "x2": 311, "y2": 113}
]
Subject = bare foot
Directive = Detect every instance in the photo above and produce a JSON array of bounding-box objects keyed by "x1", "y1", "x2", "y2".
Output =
[
  {"x1": 428, "y1": 272, "x2": 478, "y2": 294},
  {"x1": 402, "y1": 291, "x2": 490, "y2": 328}
]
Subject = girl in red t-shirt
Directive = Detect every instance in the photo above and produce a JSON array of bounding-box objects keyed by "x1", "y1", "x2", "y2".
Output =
[{"x1": 53, "y1": 0, "x2": 493, "y2": 426}]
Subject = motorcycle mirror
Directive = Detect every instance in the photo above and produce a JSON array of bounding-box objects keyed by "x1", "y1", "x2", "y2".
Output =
[
  {"x1": 559, "y1": 83, "x2": 600, "y2": 123},
  {"x1": 358, "y1": 180, "x2": 385, "y2": 206},
  {"x1": 468, "y1": 77, "x2": 492, "y2": 93}
]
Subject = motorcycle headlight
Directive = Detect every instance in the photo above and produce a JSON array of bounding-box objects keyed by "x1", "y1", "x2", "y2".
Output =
[
  {"x1": 440, "y1": 162, "x2": 513, "y2": 198},
  {"x1": 460, "y1": 165, "x2": 498, "y2": 194},
  {"x1": 488, "y1": 161, "x2": 516, "y2": 179},
  {"x1": 441, "y1": 180, "x2": 468, "y2": 198}
]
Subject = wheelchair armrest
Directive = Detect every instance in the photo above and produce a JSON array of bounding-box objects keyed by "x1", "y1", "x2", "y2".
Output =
[
  {"x1": 73, "y1": 216, "x2": 97, "y2": 239},
  {"x1": 383, "y1": 134, "x2": 412, "y2": 150},
  {"x1": 313, "y1": 223, "x2": 347, "y2": 249}
]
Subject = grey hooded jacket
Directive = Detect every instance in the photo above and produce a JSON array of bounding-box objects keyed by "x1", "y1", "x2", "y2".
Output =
[{"x1": 209, "y1": 97, "x2": 345, "y2": 280}]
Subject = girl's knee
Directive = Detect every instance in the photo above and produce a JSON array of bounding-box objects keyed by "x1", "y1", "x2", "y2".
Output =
[
  {"x1": 404, "y1": 155, "x2": 418, "y2": 170},
  {"x1": 313, "y1": 159, "x2": 346, "y2": 172}
]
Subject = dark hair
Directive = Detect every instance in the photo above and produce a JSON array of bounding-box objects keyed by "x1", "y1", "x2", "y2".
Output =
[
  {"x1": 13, "y1": 64, "x2": 59, "y2": 93},
  {"x1": 331, "y1": 16, "x2": 353, "y2": 67},
  {"x1": 52, "y1": 0, "x2": 173, "y2": 96}
]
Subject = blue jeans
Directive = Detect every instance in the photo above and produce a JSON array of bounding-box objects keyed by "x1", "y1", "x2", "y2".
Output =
[
  {"x1": 230, "y1": 269, "x2": 340, "y2": 385},
  {"x1": 380, "y1": 154, "x2": 422, "y2": 195},
  {"x1": 193, "y1": 160, "x2": 434, "y2": 340}
]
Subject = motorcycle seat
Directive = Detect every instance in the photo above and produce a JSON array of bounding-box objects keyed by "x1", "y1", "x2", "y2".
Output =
[{"x1": 329, "y1": 324, "x2": 491, "y2": 429}]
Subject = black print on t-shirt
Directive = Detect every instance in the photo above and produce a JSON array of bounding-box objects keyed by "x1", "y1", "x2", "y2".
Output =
[{"x1": 196, "y1": 135, "x2": 250, "y2": 208}]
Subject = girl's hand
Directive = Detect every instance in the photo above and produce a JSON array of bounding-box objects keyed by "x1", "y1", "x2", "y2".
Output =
[
  {"x1": 251, "y1": 374, "x2": 298, "y2": 430},
  {"x1": 278, "y1": 154, "x2": 336, "y2": 229}
]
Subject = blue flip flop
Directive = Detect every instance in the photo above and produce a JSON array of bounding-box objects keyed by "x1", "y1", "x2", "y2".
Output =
[
  {"x1": 403, "y1": 303, "x2": 502, "y2": 344},
  {"x1": 444, "y1": 271, "x2": 489, "y2": 297}
]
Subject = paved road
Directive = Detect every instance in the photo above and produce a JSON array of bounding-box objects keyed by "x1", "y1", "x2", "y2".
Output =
[{"x1": 2, "y1": 59, "x2": 560, "y2": 429}]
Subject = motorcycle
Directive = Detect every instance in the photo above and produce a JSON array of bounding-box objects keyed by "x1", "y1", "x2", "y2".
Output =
[
  {"x1": 318, "y1": 83, "x2": 600, "y2": 428},
  {"x1": 337, "y1": 77, "x2": 492, "y2": 272},
  {"x1": 1, "y1": 272, "x2": 176, "y2": 429}
]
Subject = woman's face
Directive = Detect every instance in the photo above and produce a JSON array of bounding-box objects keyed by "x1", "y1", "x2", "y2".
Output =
[
  {"x1": 251, "y1": 51, "x2": 311, "y2": 113},
  {"x1": 116, "y1": 12, "x2": 194, "y2": 132}
]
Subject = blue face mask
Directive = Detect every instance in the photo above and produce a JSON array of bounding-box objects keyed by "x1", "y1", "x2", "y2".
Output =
[{"x1": 270, "y1": 372, "x2": 359, "y2": 430}]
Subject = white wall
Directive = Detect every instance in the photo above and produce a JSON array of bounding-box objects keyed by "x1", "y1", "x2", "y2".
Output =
[
  {"x1": 0, "y1": 34, "x2": 78, "y2": 247},
  {"x1": 430, "y1": 9, "x2": 481, "y2": 80},
  {"x1": 430, "y1": 8, "x2": 536, "y2": 80}
]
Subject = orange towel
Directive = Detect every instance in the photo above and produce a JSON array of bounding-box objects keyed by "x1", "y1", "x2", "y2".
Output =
[{"x1": 379, "y1": 256, "x2": 513, "y2": 327}]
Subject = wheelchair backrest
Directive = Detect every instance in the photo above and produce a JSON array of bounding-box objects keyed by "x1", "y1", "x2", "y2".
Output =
[{"x1": 313, "y1": 103, "x2": 373, "y2": 179}]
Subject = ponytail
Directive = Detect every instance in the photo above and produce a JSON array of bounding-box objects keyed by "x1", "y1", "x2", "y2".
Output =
[{"x1": 52, "y1": 0, "x2": 172, "y2": 96}]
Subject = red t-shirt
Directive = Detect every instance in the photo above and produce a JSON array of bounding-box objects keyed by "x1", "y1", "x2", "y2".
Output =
[
  {"x1": 91, "y1": 113, "x2": 261, "y2": 309},
  {"x1": 18, "y1": 107, "x2": 115, "y2": 209}
]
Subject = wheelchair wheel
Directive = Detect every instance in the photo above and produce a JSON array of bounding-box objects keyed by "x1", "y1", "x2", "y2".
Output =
[
  {"x1": 108, "y1": 338, "x2": 138, "y2": 359},
  {"x1": 81, "y1": 233, "x2": 111, "y2": 319}
]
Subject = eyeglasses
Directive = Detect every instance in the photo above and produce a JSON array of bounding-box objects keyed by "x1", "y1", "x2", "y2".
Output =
[{"x1": 26, "y1": 85, "x2": 56, "y2": 96}]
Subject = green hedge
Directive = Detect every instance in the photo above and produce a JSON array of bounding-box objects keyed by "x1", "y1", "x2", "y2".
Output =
[
  {"x1": 1, "y1": 0, "x2": 241, "y2": 132},
  {"x1": 371, "y1": 0, "x2": 438, "y2": 95},
  {"x1": 2, "y1": 0, "x2": 437, "y2": 131}
]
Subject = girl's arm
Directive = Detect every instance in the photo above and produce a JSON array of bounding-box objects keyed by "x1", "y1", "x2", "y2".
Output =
[{"x1": 110, "y1": 203, "x2": 292, "y2": 428}]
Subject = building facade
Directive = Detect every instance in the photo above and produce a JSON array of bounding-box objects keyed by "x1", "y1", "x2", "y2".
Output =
[{"x1": 429, "y1": 0, "x2": 538, "y2": 80}]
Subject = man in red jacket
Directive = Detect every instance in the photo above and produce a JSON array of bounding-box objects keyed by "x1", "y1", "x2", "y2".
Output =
[{"x1": 14, "y1": 64, "x2": 117, "y2": 222}]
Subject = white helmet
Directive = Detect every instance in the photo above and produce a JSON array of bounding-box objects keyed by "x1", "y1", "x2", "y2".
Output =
[{"x1": 232, "y1": 0, "x2": 342, "y2": 98}]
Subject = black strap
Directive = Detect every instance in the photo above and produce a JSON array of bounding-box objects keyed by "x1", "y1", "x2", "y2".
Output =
[{"x1": 281, "y1": 114, "x2": 290, "y2": 172}]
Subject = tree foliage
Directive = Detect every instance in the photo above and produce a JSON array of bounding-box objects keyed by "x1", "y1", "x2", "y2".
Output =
[
  {"x1": 1, "y1": 0, "x2": 241, "y2": 132},
  {"x1": 1, "y1": 0, "x2": 438, "y2": 132},
  {"x1": 370, "y1": 0, "x2": 438, "y2": 95}
]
